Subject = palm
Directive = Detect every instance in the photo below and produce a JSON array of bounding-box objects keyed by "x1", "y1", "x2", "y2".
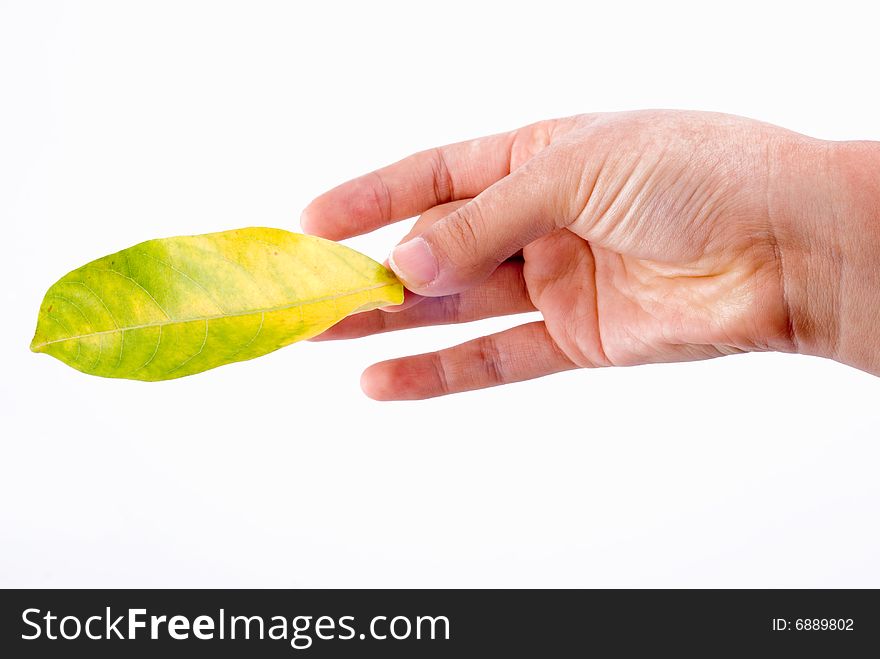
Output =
[{"x1": 525, "y1": 229, "x2": 789, "y2": 369}]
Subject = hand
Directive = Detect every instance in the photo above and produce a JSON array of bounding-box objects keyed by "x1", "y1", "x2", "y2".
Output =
[{"x1": 302, "y1": 110, "x2": 880, "y2": 399}]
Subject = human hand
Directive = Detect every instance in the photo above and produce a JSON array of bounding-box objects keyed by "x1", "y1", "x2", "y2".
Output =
[{"x1": 302, "y1": 110, "x2": 880, "y2": 399}]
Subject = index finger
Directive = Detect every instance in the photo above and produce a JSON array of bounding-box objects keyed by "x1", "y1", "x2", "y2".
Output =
[{"x1": 300, "y1": 129, "x2": 524, "y2": 240}]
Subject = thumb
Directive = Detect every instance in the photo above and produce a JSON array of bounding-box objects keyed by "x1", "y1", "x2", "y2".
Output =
[{"x1": 388, "y1": 154, "x2": 568, "y2": 296}]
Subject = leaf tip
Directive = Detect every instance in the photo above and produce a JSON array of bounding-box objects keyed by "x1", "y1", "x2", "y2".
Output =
[
  {"x1": 30, "y1": 324, "x2": 48, "y2": 353},
  {"x1": 31, "y1": 294, "x2": 50, "y2": 353}
]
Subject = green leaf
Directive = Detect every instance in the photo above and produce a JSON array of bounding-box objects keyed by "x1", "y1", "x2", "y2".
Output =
[{"x1": 31, "y1": 227, "x2": 403, "y2": 381}]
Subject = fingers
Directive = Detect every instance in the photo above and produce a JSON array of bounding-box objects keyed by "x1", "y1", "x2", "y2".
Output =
[
  {"x1": 301, "y1": 131, "x2": 519, "y2": 240},
  {"x1": 388, "y1": 150, "x2": 572, "y2": 296},
  {"x1": 377, "y1": 287, "x2": 425, "y2": 313},
  {"x1": 376, "y1": 199, "x2": 472, "y2": 313},
  {"x1": 395, "y1": 199, "x2": 471, "y2": 246},
  {"x1": 361, "y1": 321, "x2": 577, "y2": 400},
  {"x1": 312, "y1": 260, "x2": 533, "y2": 341}
]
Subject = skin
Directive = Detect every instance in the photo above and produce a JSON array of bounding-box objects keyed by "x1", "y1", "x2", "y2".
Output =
[{"x1": 301, "y1": 110, "x2": 880, "y2": 400}]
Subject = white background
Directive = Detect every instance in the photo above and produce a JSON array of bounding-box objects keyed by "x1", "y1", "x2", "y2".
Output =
[{"x1": 1, "y1": 0, "x2": 878, "y2": 587}]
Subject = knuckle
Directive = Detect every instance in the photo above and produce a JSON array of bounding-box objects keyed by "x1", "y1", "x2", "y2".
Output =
[
  {"x1": 368, "y1": 171, "x2": 393, "y2": 221},
  {"x1": 438, "y1": 294, "x2": 462, "y2": 323},
  {"x1": 428, "y1": 147, "x2": 456, "y2": 205},
  {"x1": 510, "y1": 120, "x2": 556, "y2": 168},
  {"x1": 430, "y1": 352, "x2": 451, "y2": 395},
  {"x1": 435, "y1": 204, "x2": 485, "y2": 267},
  {"x1": 474, "y1": 334, "x2": 506, "y2": 386},
  {"x1": 374, "y1": 310, "x2": 389, "y2": 332}
]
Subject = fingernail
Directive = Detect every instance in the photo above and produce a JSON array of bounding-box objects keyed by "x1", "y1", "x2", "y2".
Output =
[
  {"x1": 299, "y1": 209, "x2": 313, "y2": 233},
  {"x1": 389, "y1": 238, "x2": 438, "y2": 287}
]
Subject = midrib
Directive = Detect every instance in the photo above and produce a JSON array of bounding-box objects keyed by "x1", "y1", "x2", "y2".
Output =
[{"x1": 33, "y1": 282, "x2": 396, "y2": 349}]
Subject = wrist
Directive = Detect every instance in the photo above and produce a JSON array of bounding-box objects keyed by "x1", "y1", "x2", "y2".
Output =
[
  {"x1": 828, "y1": 140, "x2": 880, "y2": 374},
  {"x1": 778, "y1": 138, "x2": 880, "y2": 373}
]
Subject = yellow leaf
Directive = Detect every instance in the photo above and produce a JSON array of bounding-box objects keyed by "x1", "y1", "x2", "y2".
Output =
[{"x1": 30, "y1": 227, "x2": 403, "y2": 381}]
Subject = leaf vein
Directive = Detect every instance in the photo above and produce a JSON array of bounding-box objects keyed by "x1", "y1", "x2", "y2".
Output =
[
  {"x1": 164, "y1": 319, "x2": 209, "y2": 376},
  {"x1": 226, "y1": 312, "x2": 265, "y2": 361},
  {"x1": 62, "y1": 280, "x2": 119, "y2": 328},
  {"x1": 132, "y1": 249, "x2": 227, "y2": 314},
  {"x1": 133, "y1": 326, "x2": 162, "y2": 374},
  {"x1": 46, "y1": 314, "x2": 81, "y2": 362},
  {"x1": 48, "y1": 294, "x2": 93, "y2": 327},
  {"x1": 32, "y1": 282, "x2": 396, "y2": 348},
  {"x1": 85, "y1": 266, "x2": 171, "y2": 319}
]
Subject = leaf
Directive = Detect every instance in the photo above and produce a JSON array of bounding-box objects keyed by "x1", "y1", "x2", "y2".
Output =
[{"x1": 30, "y1": 227, "x2": 403, "y2": 381}]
